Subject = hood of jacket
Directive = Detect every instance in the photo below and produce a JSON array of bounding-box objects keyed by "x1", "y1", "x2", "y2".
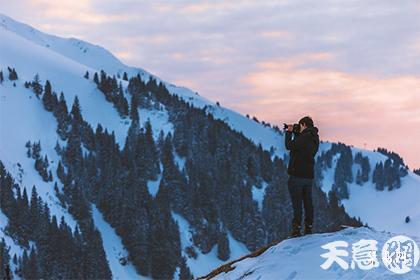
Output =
[{"x1": 302, "y1": 126, "x2": 319, "y2": 143}]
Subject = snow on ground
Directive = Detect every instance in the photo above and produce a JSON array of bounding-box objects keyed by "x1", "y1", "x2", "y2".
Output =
[
  {"x1": 147, "y1": 174, "x2": 162, "y2": 198},
  {"x1": 0, "y1": 18, "x2": 174, "y2": 229},
  {"x1": 0, "y1": 82, "x2": 77, "y2": 231},
  {"x1": 174, "y1": 152, "x2": 186, "y2": 172},
  {"x1": 350, "y1": 146, "x2": 390, "y2": 178},
  {"x1": 252, "y1": 181, "x2": 268, "y2": 211},
  {"x1": 319, "y1": 153, "x2": 341, "y2": 194},
  {"x1": 138, "y1": 106, "x2": 173, "y2": 141},
  {"x1": 317, "y1": 144, "x2": 420, "y2": 239},
  {"x1": 0, "y1": 25, "x2": 131, "y2": 147},
  {"x1": 213, "y1": 227, "x2": 420, "y2": 280},
  {"x1": 2, "y1": 12, "x2": 286, "y2": 161},
  {"x1": 316, "y1": 144, "x2": 420, "y2": 239},
  {"x1": 0, "y1": 13, "x2": 145, "y2": 78},
  {"x1": 172, "y1": 212, "x2": 250, "y2": 279},
  {"x1": 342, "y1": 172, "x2": 420, "y2": 238},
  {"x1": 91, "y1": 204, "x2": 148, "y2": 280}
]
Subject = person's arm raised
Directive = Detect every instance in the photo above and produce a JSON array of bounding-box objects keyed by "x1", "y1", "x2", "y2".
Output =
[{"x1": 285, "y1": 131, "x2": 304, "y2": 151}]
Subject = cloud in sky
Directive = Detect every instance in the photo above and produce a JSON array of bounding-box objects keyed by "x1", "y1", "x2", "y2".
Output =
[
  {"x1": 242, "y1": 54, "x2": 420, "y2": 165},
  {"x1": 2, "y1": 0, "x2": 420, "y2": 167}
]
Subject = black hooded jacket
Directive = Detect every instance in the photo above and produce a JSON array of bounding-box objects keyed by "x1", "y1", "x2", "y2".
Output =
[{"x1": 285, "y1": 126, "x2": 320, "y2": 179}]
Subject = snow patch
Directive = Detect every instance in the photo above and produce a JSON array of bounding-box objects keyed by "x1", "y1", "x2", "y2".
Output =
[
  {"x1": 252, "y1": 181, "x2": 268, "y2": 211},
  {"x1": 147, "y1": 175, "x2": 162, "y2": 198},
  {"x1": 91, "y1": 204, "x2": 147, "y2": 280}
]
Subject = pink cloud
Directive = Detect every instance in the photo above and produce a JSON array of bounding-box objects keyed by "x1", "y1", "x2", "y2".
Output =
[{"x1": 238, "y1": 54, "x2": 420, "y2": 167}]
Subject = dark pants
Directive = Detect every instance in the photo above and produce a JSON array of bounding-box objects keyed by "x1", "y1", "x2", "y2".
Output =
[{"x1": 287, "y1": 175, "x2": 314, "y2": 227}]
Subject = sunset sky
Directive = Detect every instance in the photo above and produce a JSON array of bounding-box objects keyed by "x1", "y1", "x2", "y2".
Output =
[{"x1": 2, "y1": 0, "x2": 420, "y2": 168}]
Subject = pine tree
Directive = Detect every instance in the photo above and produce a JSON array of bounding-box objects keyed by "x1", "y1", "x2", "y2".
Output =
[
  {"x1": 373, "y1": 162, "x2": 385, "y2": 191},
  {"x1": 217, "y1": 230, "x2": 230, "y2": 261},
  {"x1": 93, "y1": 72, "x2": 99, "y2": 84},
  {"x1": 70, "y1": 96, "x2": 83, "y2": 124},
  {"x1": 29, "y1": 186, "x2": 40, "y2": 227},
  {"x1": 130, "y1": 93, "x2": 140, "y2": 122},
  {"x1": 32, "y1": 74, "x2": 43, "y2": 97},
  {"x1": 26, "y1": 246, "x2": 40, "y2": 279},
  {"x1": 0, "y1": 238, "x2": 11, "y2": 280},
  {"x1": 7, "y1": 67, "x2": 18, "y2": 80},
  {"x1": 42, "y1": 80, "x2": 55, "y2": 111},
  {"x1": 111, "y1": 76, "x2": 118, "y2": 101},
  {"x1": 56, "y1": 92, "x2": 70, "y2": 139},
  {"x1": 328, "y1": 190, "x2": 341, "y2": 222},
  {"x1": 144, "y1": 119, "x2": 160, "y2": 178},
  {"x1": 150, "y1": 186, "x2": 181, "y2": 279},
  {"x1": 0, "y1": 71, "x2": 4, "y2": 84},
  {"x1": 123, "y1": 72, "x2": 128, "y2": 81},
  {"x1": 32, "y1": 141, "x2": 41, "y2": 159},
  {"x1": 26, "y1": 141, "x2": 32, "y2": 158},
  {"x1": 38, "y1": 155, "x2": 50, "y2": 181},
  {"x1": 84, "y1": 71, "x2": 89, "y2": 79},
  {"x1": 66, "y1": 122, "x2": 83, "y2": 173},
  {"x1": 98, "y1": 70, "x2": 110, "y2": 95},
  {"x1": 179, "y1": 257, "x2": 193, "y2": 280},
  {"x1": 354, "y1": 152, "x2": 370, "y2": 185},
  {"x1": 116, "y1": 83, "x2": 129, "y2": 116}
]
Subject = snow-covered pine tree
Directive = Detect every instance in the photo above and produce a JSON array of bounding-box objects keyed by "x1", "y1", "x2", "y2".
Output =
[
  {"x1": 31, "y1": 74, "x2": 42, "y2": 98},
  {"x1": 217, "y1": 229, "x2": 230, "y2": 261}
]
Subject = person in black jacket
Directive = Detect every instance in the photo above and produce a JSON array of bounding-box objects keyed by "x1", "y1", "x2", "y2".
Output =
[{"x1": 285, "y1": 116, "x2": 319, "y2": 237}]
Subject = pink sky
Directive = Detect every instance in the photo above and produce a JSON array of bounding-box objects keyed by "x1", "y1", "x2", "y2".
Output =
[{"x1": 2, "y1": 0, "x2": 420, "y2": 168}]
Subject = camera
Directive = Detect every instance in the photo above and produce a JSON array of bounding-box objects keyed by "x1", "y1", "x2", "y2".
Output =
[{"x1": 283, "y1": 123, "x2": 301, "y2": 134}]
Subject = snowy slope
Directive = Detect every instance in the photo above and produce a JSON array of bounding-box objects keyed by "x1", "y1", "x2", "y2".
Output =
[
  {"x1": 0, "y1": 18, "x2": 164, "y2": 279},
  {"x1": 0, "y1": 25, "x2": 131, "y2": 146},
  {"x1": 0, "y1": 14, "x2": 254, "y2": 279},
  {"x1": 319, "y1": 146, "x2": 420, "y2": 238},
  {"x1": 0, "y1": 13, "x2": 146, "y2": 77},
  {"x1": 0, "y1": 12, "x2": 287, "y2": 159},
  {"x1": 342, "y1": 172, "x2": 420, "y2": 238},
  {"x1": 0, "y1": 81, "x2": 77, "y2": 230},
  {"x1": 210, "y1": 227, "x2": 420, "y2": 280},
  {"x1": 172, "y1": 213, "x2": 250, "y2": 278},
  {"x1": 92, "y1": 204, "x2": 148, "y2": 280}
]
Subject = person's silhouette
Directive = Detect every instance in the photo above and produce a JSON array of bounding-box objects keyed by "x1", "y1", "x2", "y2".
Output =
[{"x1": 285, "y1": 116, "x2": 319, "y2": 237}]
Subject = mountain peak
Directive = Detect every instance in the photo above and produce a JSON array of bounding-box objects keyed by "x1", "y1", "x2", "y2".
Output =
[{"x1": 0, "y1": 13, "x2": 145, "y2": 76}]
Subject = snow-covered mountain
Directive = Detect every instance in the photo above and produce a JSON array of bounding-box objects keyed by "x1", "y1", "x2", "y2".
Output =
[{"x1": 1, "y1": 13, "x2": 419, "y2": 279}]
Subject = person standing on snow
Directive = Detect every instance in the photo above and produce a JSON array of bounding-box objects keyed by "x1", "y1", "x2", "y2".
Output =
[{"x1": 285, "y1": 116, "x2": 319, "y2": 237}]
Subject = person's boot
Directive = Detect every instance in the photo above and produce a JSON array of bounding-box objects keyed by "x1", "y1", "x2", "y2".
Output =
[
  {"x1": 290, "y1": 222, "x2": 301, "y2": 237},
  {"x1": 304, "y1": 223, "x2": 313, "y2": 235}
]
